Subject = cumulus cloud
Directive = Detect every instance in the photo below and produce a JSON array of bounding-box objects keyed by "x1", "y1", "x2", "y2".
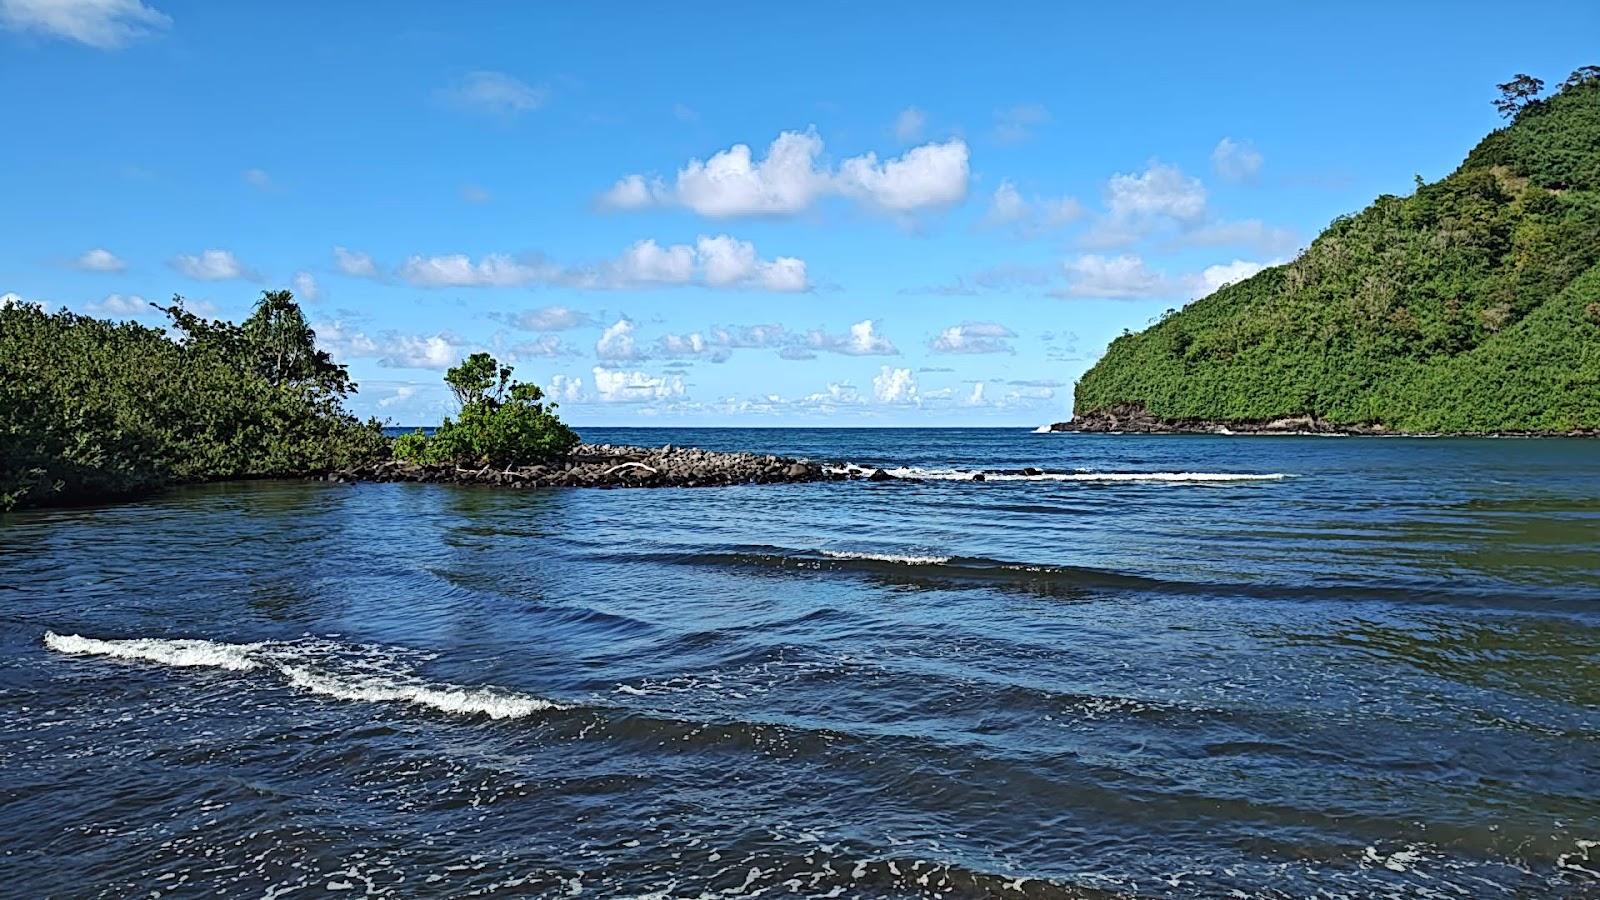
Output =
[
  {"x1": 316, "y1": 321, "x2": 464, "y2": 370},
  {"x1": 872, "y1": 366, "x2": 918, "y2": 404},
  {"x1": 378, "y1": 385, "x2": 418, "y2": 408},
  {"x1": 398, "y1": 253, "x2": 557, "y2": 288},
  {"x1": 655, "y1": 323, "x2": 788, "y2": 363},
  {"x1": 291, "y1": 271, "x2": 320, "y2": 301},
  {"x1": 1058, "y1": 254, "x2": 1171, "y2": 299},
  {"x1": 402, "y1": 237, "x2": 808, "y2": 293},
  {"x1": 333, "y1": 246, "x2": 379, "y2": 278},
  {"x1": 1058, "y1": 254, "x2": 1277, "y2": 301},
  {"x1": 596, "y1": 174, "x2": 668, "y2": 212},
  {"x1": 85, "y1": 293, "x2": 149, "y2": 316},
  {"x1": 73, "y1": 247, "x2": 125, "y2": 272},
  {"x1": 438, "y1": 70, "x2": 547, "y2": 117},
  {"x1": 893, "y1": 106, "x2": 925, "y2": 142},
  {"x1": 930, "y1": 321, "x2": 1017, "y2": 354},
  {"x1": 595, "y1": 317, "x2": 644, "y2": 362},
  {"x1": 805, "y1": 319, "x2": 898, "y2": 356},
  {"x1": 836, "y1": 138, "x2": 969, "y2": 213},
  {"x1": 1, "y1": 291, "x2": 39, "y2": 309},
  {"x1": 675, "y1": 128, "x2": 831, "y2": 217},
  {"x1": 992, "y1": 104, "x2": 1050, "y2": 144},
  {"x1": 1106, "y1": 162, "x2": 1208, "y2": 224},
  {"x1": 1178, "y1": 218, "x2": 1299, "y2": 255},
  {"x1": 592, "y1": 367, "x2": 685, "y2": 402},
  {"x1": 981, "y1": 180, "x2": 1082, "y2": 236},
  {"x1": 172, "y1": 249, "x2": 251, "y2": 281},
  {"x1": 506, "y1": 305, "x2": 593, "y2": 331},
  {"x1": 601, "y1": 129, "x2": 969, "y2": 218},
  {"x1": 1, "y1": 0, "x2": 169, "y2": 48},
  {"x1": 1211, "y1": 137, "x2": 1264, "y2": 182},
  {"x1": 545, "y1": 374, "x2": 586, "y2": 403}
]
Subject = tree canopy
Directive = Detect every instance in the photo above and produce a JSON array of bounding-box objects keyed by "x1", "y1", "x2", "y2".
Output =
[
  {"x1": 1073, "y1": 71, "x2": 1600, "y2": 434},
  {"x1": 393, "y1": 353, "x2": 580, "y2": 468},
  {"x1": 1, "y1": 291, "x2": 384, "y2": 510}
]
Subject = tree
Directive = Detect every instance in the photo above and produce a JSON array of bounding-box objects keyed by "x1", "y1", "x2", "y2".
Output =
[
  {"x1": 396, "y1": 353, "x2": 579, "y2": 467},
  {"x1": 1493, "y1": 73, "x2": 1545, "y2": 118},
  {"x1": 239, "y1": 290, "x2": 353, "y2": 396},
  {"x1": 1564, "y1": 65, "x2": 1600, "y2": 91}
]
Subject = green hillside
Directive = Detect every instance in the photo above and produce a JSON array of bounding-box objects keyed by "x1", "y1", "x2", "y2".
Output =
[{"x1": 1072, "y1": 71, "x2": 1600, "y2": 434}]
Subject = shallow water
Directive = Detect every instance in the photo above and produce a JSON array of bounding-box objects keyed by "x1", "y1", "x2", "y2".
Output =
[{"x1": 3, "y1": 428, "x2": 1598, "y2": 897}]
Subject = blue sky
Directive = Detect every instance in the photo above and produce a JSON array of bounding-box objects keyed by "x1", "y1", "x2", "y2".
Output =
[{"x1": 3, "y1": 1, "x2": 1596, "y2": 426}]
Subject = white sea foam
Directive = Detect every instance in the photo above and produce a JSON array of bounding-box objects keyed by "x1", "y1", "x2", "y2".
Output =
[
  {"x1": 1031, "y1": 425, "x2": 1053, "y2": 434},
  {"x1": 828, "y1": 463, "x2": 1288, "y2": 483},
  {"x1": 280, "y1": 666, "x2": 562, "y2": 720},
  {"x1": 820, "y1": 549, "x2": 952, "y2": 565},
  {"x1": 43, "y1": 631, "x2": 263, "y2": 671},
  {"x1": 42, "y1": 631, "x2": 561, "y2": 720}
]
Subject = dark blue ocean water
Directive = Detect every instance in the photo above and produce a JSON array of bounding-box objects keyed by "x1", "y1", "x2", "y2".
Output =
[{"x1": 3, "y1": 429, "x2": 1598, "y2": 897}]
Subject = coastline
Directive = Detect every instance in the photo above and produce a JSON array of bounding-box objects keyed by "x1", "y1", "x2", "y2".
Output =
[{"x1": 1051, "y1": 406, "x2": 1600, "y2": 439}]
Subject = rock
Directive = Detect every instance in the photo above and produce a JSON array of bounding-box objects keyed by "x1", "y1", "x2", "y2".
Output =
[
  {"x1": 972, "y1": 473, "x2": 986, "y2": 482},
  {"x1": 1022, "y1": 467, "x2": 1042, "y2": 476},
  {"x1": 785, "y1": 462, "x2": 813, "y2": 479},
  {"x1": 868, "y1": 468, "x2": 894, "y2": 482}
]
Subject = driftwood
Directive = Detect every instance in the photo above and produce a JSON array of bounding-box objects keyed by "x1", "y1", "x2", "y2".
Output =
[{"x1": 603, "y1": 462, "x2": 658, "y2": 477}]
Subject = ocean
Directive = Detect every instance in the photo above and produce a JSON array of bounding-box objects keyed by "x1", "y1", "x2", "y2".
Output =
[{"x1": 3, "y1": 428, "x2": 1597, "y2": 897}]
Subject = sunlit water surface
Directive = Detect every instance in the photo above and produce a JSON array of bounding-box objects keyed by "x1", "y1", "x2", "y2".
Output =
[{"x1": 3, "y1": 429, "x2": 1597, "y2": 897}]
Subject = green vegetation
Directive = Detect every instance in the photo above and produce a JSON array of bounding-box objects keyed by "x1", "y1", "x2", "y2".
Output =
[
  {"x1": 0, "y1": 291, "x2": 385, "y2": 510},
  {"x1": 392, "y1": 353, "x2": 579, "y2": 467},
  {"x1": 1074, "y1": 69, "x2": 1600, "y2": 433}
]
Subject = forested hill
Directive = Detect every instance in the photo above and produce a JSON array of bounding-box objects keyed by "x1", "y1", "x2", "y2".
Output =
[{"x1": 1070, "y1": 70, "x2": 1600, "y2": 434}]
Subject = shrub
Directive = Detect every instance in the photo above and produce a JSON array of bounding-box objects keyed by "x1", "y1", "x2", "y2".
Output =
[{"x1": 391, "y1": 353, "x2": 579, "y2": 467}]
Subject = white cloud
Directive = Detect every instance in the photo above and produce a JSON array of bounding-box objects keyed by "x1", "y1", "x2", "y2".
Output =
[
  {"x1": 1058, "y1": 254, "x2": 1276, "y2": 301},
  {"x1": 545, "y1": 374, "x2": 586, "y2": 403},
  {"x1": 439, "y1": 71, "x2": 547, "y2": 117},
  {"x1": 1179, "y1": 218, "x2": 1300, "y2": 255},
  {"x1": 981, "y1": 180, "x2": 1082, "y2": 235},
  {"x1": 835, "y1": 138, "x2": 968, "y2": 213},
  {"x1": 398, "y1": 253, "x2": 555, "y2": 288},
  {"x1": 1059, "y1": 254, "x2": 1171, "y2": 299},
  {"x1": 243, "y1": 168, "x2": 272, "y2": 190},
  {"x1": 291, "y1": 271, "x2": 319, "y2": 301},
  {"x1": 316, "y1": 321, "x2": 464, "y2": 370},
  {"x1": 806, "y1": 319, "x2": 898, "y2": 356},
  {"x1": 73, "y1": 247, "x2": 125, "y2": 272},
  {"x1": 675, "y1": 128, "x2": 831, "y2": 217},
  {"x1": 603, "y1": 129, "x2": 969, "y2": 218},
  {"x1": 85, "y1": 293, "x2": 148, "y2": 316},
  {"x1": 872, "y1": 366, "x2": 918, "y2": 404},
  {"x1": 1212, "y1": 137, "x2": 1264, "y2": 182},
  {"x1": 510, "y1": 305, "x2": 592, "y2": 331},
  {"x1": 595, "y1": 317, "x2": 644, "y2": 361},
  {"x1": 656, "y1": 323, "x2": 788, "y2": 362},
  {"x1": 607, "y1": 239, "x2": 696, "y2": 285},
  {"x1": 930, "y1": 321, "x2": 1017, "y2": 354},
  {"x1": 592, "y1": 367, "x2": 685, "y2": 402},
  {"x1": 0, "y1": 0, "x2": 169, "y2": 48},
  {"x1": 992, "y1": 104, "x2": 1049, "y2": 144},
  {"x1": 378, "y1": 385, "x2": 418, "y2": 408},
  {"x1": 172, "y1": 249, "x2": 250, "y2": 281},
  {"x1": 672, "y1": 103, "x2": 699, "y2": 123},
  {"x1": 1197, "y1": 259, "x2": 1270, "y2": 294},
  {"x1": 893, "y1": 106, "x2": 925, "y2": 142},
  {"x1": 461, "y1": 184, "x2": 491, "y2": 204},
  {"x1": 508, "y1": 334, "x2": 569, "y2": 359},
  {"x1": 596, "y1": 174, "x2": 668, "y2": 211},
  {"x1": 1106, "y1": 162, "x2": 1207, "y2": 224},
  {"x1": 693, "y1": 235, "x2": 808, "y2": 292},
  {"x1": 333, "y1": 246, "x2": 379, "y2": 278}
]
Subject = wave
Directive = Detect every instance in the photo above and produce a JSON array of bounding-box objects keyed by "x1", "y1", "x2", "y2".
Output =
[
  {"x1": 820, "y1": 549, "x2": 952, "y2": 565},
  {"x1": 42, "y1": 631, "x2": 563, "y2": 720},
  {"x1": 826, "y1": 463, "x2": 1289, "y2": 483}
]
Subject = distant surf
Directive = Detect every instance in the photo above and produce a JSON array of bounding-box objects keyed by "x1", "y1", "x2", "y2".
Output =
[
  {"x1": 43, "y1": 631, "x2": 563, "y2": 720},
  {"x1": 827, "y1": 462, "x2": 1290, "y2": 483}
]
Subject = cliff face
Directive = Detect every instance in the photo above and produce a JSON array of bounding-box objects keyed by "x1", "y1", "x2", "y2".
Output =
[{"x1": 1070, "y1": 77, "x2": 1600, "y2": 435}]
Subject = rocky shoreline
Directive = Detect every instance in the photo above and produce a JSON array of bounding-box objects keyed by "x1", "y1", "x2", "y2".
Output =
[
  {"x1": 325, "y1": 443, "x2": 855, "y2": 490},
  {"x1": 1051, "y1": 404, "x2": 1599, "y2": 437}
]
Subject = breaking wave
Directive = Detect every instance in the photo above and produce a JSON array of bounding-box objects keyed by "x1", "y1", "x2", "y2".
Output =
[
  {"x1": 42, "y1": 631, "x2": 563, "y2": 720},
  {"x1": 827, "y1": 463, "x2": 1290, "y2": 483}
]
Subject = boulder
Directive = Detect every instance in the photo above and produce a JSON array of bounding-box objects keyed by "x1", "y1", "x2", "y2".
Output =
[{"x1": 868, "y1": 468, "x2": 894, "y2": 482}]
